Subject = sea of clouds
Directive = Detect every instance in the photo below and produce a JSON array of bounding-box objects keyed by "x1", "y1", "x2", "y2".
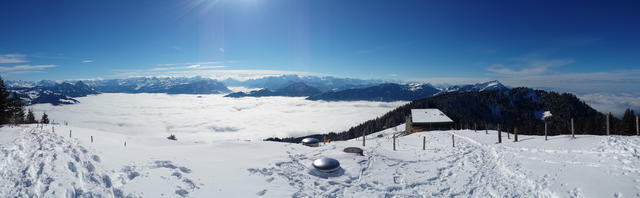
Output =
[{"x1": 31, "y1": 93, "x2": 406, "y2": 142}]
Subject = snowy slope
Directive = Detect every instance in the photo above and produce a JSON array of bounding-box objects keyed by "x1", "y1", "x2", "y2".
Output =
[{"x1": 2, "y1": 123, "x2": 640, "y2": 197}]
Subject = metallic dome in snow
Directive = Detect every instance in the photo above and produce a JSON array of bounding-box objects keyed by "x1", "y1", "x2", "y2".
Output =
[
  {"x1": 312, "y1": 157, "x2": 340, "y2": 173},
  {"x1": 301, "y1": 137, "x2": 320, "y2": 146}
]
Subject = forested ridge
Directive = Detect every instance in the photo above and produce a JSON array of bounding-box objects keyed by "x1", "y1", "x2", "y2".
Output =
[{"x1": 267, "y1": 87, "x2": 638, "y2": 143}]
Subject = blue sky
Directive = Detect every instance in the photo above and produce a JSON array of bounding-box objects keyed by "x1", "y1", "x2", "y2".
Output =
[{"x1": 1, "y1": 0, "x2": 639, "y2": 94}]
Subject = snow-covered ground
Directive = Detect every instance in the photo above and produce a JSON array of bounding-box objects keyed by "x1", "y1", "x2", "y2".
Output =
[
  {"x1": 29, "y1": 93, "x2": 406, "y2": 141},
  {"x1": 2, "y1": 123, "x2": 639, "y2": 197}
]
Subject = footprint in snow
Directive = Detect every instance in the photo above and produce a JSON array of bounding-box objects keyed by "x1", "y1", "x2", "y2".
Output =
[{"x1": 256, "y1": 189, "x2": 267, "y2": 196}]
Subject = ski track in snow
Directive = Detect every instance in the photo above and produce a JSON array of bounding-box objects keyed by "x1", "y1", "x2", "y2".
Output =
[
  {"x1": 249, "y1": 132, "x2": 553, "y2": 197},
  {"x1": 0, "y1": 126, "x2": 200, "y2": 198},
  {"x1": 248, "y1": 129, "x2": 640, "y2": 197},
  {"x1": 3, "y1": 125, "x2": 640, "y2": 197}
]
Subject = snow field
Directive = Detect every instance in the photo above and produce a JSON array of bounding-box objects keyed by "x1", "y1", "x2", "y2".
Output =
[{"x1": 2, "y1": 123, "x2": 640, "y2": 197}]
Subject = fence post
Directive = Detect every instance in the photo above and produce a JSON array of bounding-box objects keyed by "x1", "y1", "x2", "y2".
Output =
[
  {"x1": 393, "y1": 134, "x2": 396, "y2": 151},
  {"x1": 571, "y1": 118, "x2": 575, "y2": 139},
  {"x1": 507, "y1": 128, "x2": 510, "y2": 139},
  {"x1": 514, "y1": 128, "x2": 518, "y2": 142},
  {"x1": 498, "y1": 124, "x2": 502, "y2": 143},
  {"x1": 362, "y1": 131, "x2": 366, "y2": 147},
  {"x1": 452, "y1": 134, "x2": 455, "y2": 147},
  {"x1": 69, "y1": 130, "x2": 71, "y2": 138},
  {"x1": 474, "y1": 123, "x2": 477, "y2": 132},
  {"x1": 607, "y1": 113, "x2": 610, "y2": 136},
  {"x1": 423, "y1": 136, "x2": 426, "y2": 150},
  {"x1": 485, "y1": 123, "x2": 488, "y2": 134},
  {"x1": 91, "y1": 136, "x2": 93, "y2": 143},
  {"x1": 545, "y1": 121, "x2": 548, "y2": 141}
]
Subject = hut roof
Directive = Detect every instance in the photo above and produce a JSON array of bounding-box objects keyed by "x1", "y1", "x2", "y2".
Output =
[{"x1": 411, "y1": 109, "x2": 453, "y2": 123}]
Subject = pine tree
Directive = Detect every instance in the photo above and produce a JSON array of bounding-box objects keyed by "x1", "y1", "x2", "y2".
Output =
[
  {"x1": 8, "y1": 92, "x2": 25, "y2": 124},
  {"x1": 0, "y1": 75, "x2": 10, "y2": 124},
  {"x1": 26, "y1": 109, "x2": 37, "y2": 124},
  {"x1": 618, "y1": 109, "x2": 636, "y2": 135},
  {"x1": 41, "y1": 113, "x2": 50, "y2": 124}
]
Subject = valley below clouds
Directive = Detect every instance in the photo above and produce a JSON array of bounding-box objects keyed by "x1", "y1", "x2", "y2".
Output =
[{"x1": 31, "y1": 93, "x2": 406, "y2": 142}]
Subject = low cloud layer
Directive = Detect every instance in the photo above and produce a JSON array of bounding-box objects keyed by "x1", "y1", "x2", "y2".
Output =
[
  {"x1": 578, "y1": 93, "x2": 640, "y2": 117},
  {"x1": 31, "y1": 94, "x2": 406, "y2": 141}
]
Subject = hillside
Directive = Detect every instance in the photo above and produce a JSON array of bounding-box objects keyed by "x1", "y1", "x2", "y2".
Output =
[
  {"x1": 307, "y1": 83, "x2": 440, "y2": 102},
  {"x1": 269, "y1": 87, "x2": 625, "y2": 143},
  {"x1": 9, "y1": 81, "x2": 99, "y2": 105}
]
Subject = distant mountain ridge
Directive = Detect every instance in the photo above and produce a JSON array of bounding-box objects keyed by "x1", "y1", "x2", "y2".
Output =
[
  {"x1": 9, "y1": 81, "x2": 99, "y2": 105},
  {"x1": 307, "y1": 83, "x2": 441, "y2": 102},
  {"x1": 6, "y1": 77, "x2": 231, "y2": 105},
  {"x1": 6, "y1": 75, "x2": 510, "y2": 105},
  {"x1": 307, "y1": 80, "x2": 508, "y2": 102},
  {"x1": 222, "y1": 75, "x2": 386, "y2": 92},
  {"x1": 225, "y1": 82, "x2": 321, "y2": 97},
  {"x1": 85, "y1": 77, "x2": 231, "y2": 94},
  {"x1": 441, "y1": 80, "x2": 508, "y2": 94}
]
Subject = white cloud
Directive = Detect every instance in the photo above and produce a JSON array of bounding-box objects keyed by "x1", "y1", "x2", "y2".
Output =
[
  {"x1": 499, "y1": 69, "x2": 640, "y2": 94},
  {"x1": 151, "y1": 64, "x2": 227, "y2": 71},
  {"x1": 0, "y1": 64, "x2": 56, "y2": 72},
  {"x1": 578, "y1": 93, "x2": 640, "y2": 117},
  {"x1": 487, "y1": 58, "x2": 574, "y2": 76},
  {"x1": 0, "y1": 54, "x2": 28, "y2": 64},
  {"x1": 81, "y1": 60, "x2": 94, "y2": 63}
]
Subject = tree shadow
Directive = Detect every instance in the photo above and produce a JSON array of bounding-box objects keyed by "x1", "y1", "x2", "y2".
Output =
[{"x1": 517, "y1": 137, "x2": 535, "y2": 142}]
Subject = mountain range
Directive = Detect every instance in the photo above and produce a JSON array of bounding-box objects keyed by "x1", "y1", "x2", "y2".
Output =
[
  {"x1": 225, "y1": 82, "x2": 322, "y2": 98},
  {"x1": 306, "y1": 83, "x2": 441, "y2": 102},
  {"x1": 9, "y1": 81, "x2": 99, "y2": 105},
  {"x1": 222, "y1": 75, "x2": 385, "y2": 92},
  {"x1": 6, "y1": 75, "x2": 509, "y2": 105}
]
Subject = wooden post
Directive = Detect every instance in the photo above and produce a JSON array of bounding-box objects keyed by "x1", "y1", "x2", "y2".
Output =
[
  {"x1": 607, "y1": 113, "x2": 610, "y2": 136},
  {"x1": 452, "y1": 134, "x2": 455, "y2": 147},
  {"x1": 69, "y1": 130, "x2": 71, "y2": 138},
  {"x1": 498, "y1": 124, "x2": 502, "y2": 143},
  {"x1": 507, "y1": 128, "x2": 510, "y2": 139},
  {"x1": 52, "y1": 126, "x2": 54, "y2": 132},
  {"x1": 91, "y1": 136, "x2": 93, "y2": 143},
  {"x1": 393, "y1": 134, "x2": 396, "y2": 151},
  {"x1": 544, "y1": 121, "x2": 548, "y2": 141},
  {"x1": 636, "y1": 115, "x2": 640, "y2": 136},
  {"x1": 423, "y1": 136, "x2": 426, "y2": 150},
  {"x1": 474, "y1": 123, "x2": 477, "y2": 132},
  {"x1": 362, "y1": 131, "x2": 366, "y2": 147},
  {"x1": 485, "y1": 123, "x2": 488, "y2": 134},
  {"x1": 514, "y1": 128, "x2": 518, "y2": 142},
  {"x1": 571, "y1": 118, "x2": 575, "y2": 139},
  {"x1": 124, "y1": 141, "x2": 126, "y2": 147}
]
